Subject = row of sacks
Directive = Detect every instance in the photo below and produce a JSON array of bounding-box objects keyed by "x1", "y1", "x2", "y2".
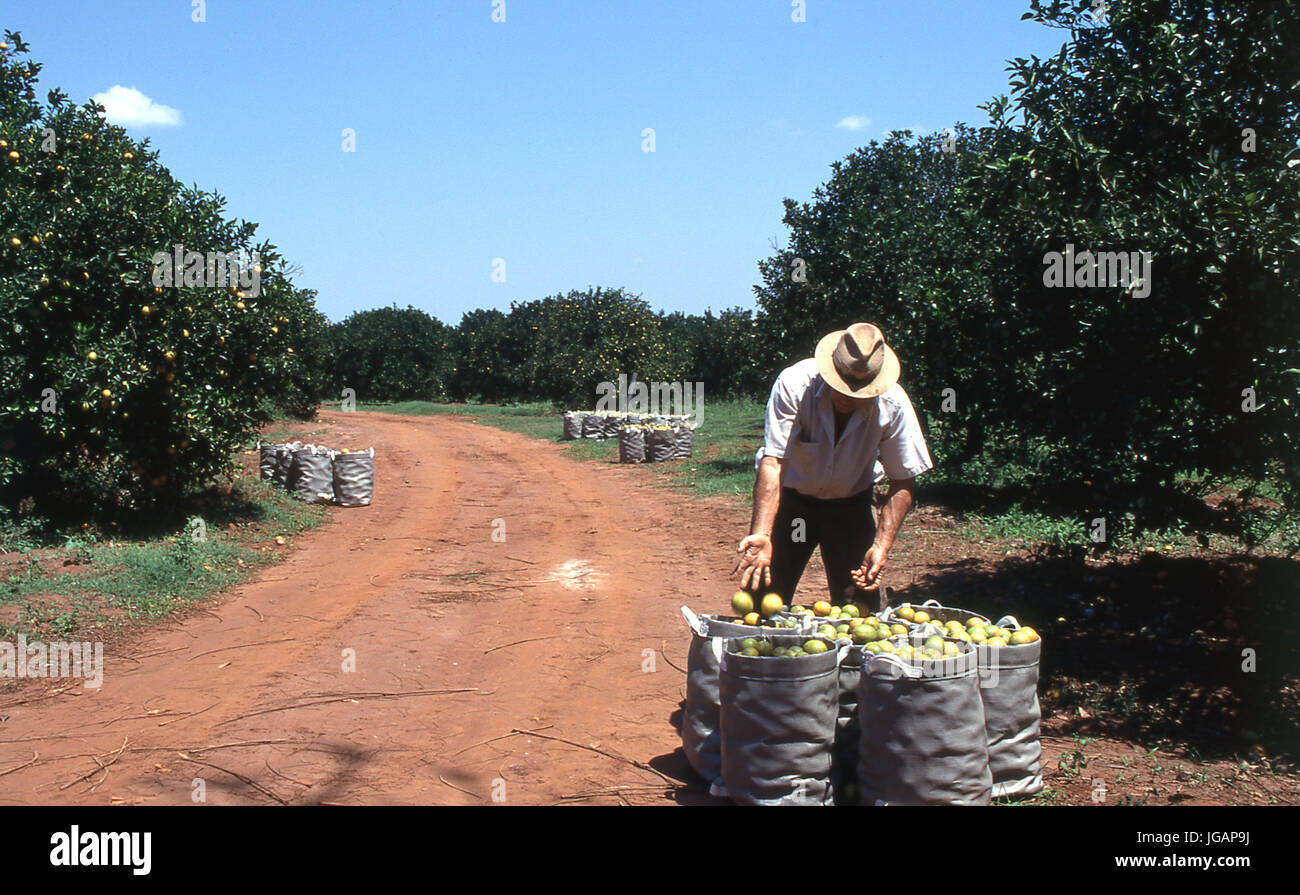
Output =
[
  {"x1": 562, "y1": 411, "x2": 695, "y2": 441},
  {"x1": 679, "y1": 599, "x2": 1043, "y2": 805},
  {"x1": 257, "y1": 442, "x2": 375, "y2": 507},
  {"x1": 617, "y1": 425, "x2": 694, "y2": 463}
]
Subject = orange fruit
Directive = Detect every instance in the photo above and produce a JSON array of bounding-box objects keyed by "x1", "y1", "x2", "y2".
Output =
[{"x1": 759, "y1": 593, "x2": 784, "y2": 618}]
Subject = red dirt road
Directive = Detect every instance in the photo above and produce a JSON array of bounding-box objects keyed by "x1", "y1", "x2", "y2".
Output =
[{"x1": 0, "y1": 411, "x2": 738, "y2": 805}]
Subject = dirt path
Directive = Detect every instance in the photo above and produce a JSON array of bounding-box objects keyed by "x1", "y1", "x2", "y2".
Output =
[
  {"x1": 6, "y1": 410, "x2": 1290, "y2": 806},
  {"x1": 0, "y1": 410, "x2": 739, "y2": 805}
]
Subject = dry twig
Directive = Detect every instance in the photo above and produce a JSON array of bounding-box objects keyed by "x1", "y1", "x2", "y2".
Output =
[
  {"x1": 483, "y1": 636, "x2": 561, "y2": 655},
  {"x1": 450, "y1": 725, "x2": 553, "y2": 757},
  {"x1": 218, "y1": 688, "x2": 478, "y2": 726},
  {"x1": 438, "y1": 775, "x2": 483, "y2": 800},
  {"x1": 188, "y1": 638, "x2": 294, "y2": 661},
  {"x1": 158, "y1": 699, "x2": 221, "y2": 727},
  {"x1": 510, "y1": 728, "x2": 675, "y2": 785},
  {"x1": 0, "y1": 752, "x2": 38, "y2": 778},
  {"x1": 178, "y1": 752, "x2": 288, "y2": 805},
  {"x1": 59, "y1": 738, "x2": 128, "y2": 791},
  {"x1": 660, "y1": 641, "x2": 687, "y2": 674}
]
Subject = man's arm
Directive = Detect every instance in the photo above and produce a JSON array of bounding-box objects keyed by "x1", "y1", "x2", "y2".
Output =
[
  {"x1": 749, "y1": 454, "x2": 782, "y2": 539},
  {"x1": 851, "y1": 477, "x2": 915, "y2": 594},
  {"x1": 734, "y1": 455, "x2": 782, "y2": 590},
  {"x1": 854, "y1": 387, "x2": 932, "y2": 598}
]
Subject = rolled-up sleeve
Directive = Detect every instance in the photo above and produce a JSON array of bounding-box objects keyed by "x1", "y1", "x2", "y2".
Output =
[
  {"x1": 877, "y1": 387, "x2": 934, "y2": 480},
  {"x1": 761, "y1": 375, "x2": 799, "y2": 457},
  {"x1": 753, "y1": 365, "x2": 804, "y2": 470}
]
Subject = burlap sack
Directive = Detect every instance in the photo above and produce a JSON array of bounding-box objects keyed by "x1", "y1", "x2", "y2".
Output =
[
  {"x1": 832, "y1": 642, "x2": 865, "y2": 804},
  {"x1": 332, "y1": 448, "x2": 375, "y2": 507},
  {"x1": 679, "y1": 607, "x2": 758, "y2": 784},
  {"x1": 273, "y1": 441, "x2": 302, "y2": 488},
  {"x1": 646, "y1": 428, "x2": 675, "y2": 463},
  {"x1": 290, "y1": 445, "x2": 336, "y2": 504},
  {"x1": 671, "y1": 425, "x2": 694, "y2": 460},
  {"x1": 857, "y1": 637, "x2": 992, "y2": 805},
  {"x1": 880, "y1": 598, "x2": 989, "y2": 627},
  {"x1": 979, "y1": 615, "x2": 1044, "y2": 798},
  {"x1": 618, "y1": 426, "x2": 646, "y2": 463},
  {"x1": 718, "y1": 634, "x2": 847, "y2": 805},
  {"x1": 278, "y1": 442, "x2": 305, "y2": 491},
  {"x1": 258, "y1": 443, "x2": 286, "y2": 482}
]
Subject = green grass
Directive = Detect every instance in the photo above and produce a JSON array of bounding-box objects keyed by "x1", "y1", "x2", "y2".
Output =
[
  {"x1": 0, "y1": 475, "x2": 327, "y2": 642},
  {"x1": 993, "y1": 787, "x2": 1063, "y2": 806},
  {"x1": 359, "y1": 399, "x2": 768, "y2": 502},
  {"x1": 356, "y1": 399, "x2": 1298, "y2": 555}
]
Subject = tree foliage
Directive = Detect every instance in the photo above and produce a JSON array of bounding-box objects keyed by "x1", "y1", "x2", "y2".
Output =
[
  {"x1": 0, "y1": 32, "x2": 326, "y2": 519},
  {"x1": 325, "y1": 306, "x2": 455, "y2": 403},
  {"x1": 752, "y1": 0, "x2": 1300, "y2": 541}
]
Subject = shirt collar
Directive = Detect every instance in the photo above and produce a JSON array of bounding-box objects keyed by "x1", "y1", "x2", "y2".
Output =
[{"x1": 814, "y1": 374, "x2": 874, "y2": 417}]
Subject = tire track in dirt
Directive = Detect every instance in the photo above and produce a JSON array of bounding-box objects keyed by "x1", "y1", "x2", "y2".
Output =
[{"x1": 0, "y1": 410, "x2": 739, "y2": 805}]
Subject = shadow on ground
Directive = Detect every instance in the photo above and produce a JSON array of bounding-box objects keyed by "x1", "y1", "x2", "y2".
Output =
[{"x1": 888, "y1": 551, "x2": 1300, "y2": 765}]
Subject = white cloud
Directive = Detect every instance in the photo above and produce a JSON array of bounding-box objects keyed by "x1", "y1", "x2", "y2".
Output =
[
  {"x1": 834, "y1": 114, "x2": 872, "y2": 131},
  {"x1": 91, "y1": 86, "x2": 182, "y2": 127}
]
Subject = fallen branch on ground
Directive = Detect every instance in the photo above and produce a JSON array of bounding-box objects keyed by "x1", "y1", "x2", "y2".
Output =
[
  {"x1": 660, "y1": 641, "x2": 687, "y2": 674},
  {"x1": 483, "y1": 636, "x2": 561, "y2": 655},
  {"x1": 449, "y1": 725, "x2": 554, "y2": 758},
  {"x1": 217, "y1": 688, "x2": 479, "y2": 726},
  {"x1": 510, "y1": 727, "x2": 676, "y2": 786},
  {"x1": 177, "y1": 752, "x2": 288, "y2": 805},
  {"x1": 438, "y1": 775, "x2": 483, "y2": 800},
  {"x1": 187, "y1": 638, "x2": 295, "y2": 661},
  {"x1": 0, "y1": 752, "x2": 39, "y2": 778},
  {"x1": 59, "y1": 738, "x2": 128, "y2": 791}
]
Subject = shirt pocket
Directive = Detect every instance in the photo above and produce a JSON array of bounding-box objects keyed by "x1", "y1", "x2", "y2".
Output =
[
  {"x1": 791, "y1": 419, "x2": 819, "y2": 445},
  {"x1": 782, "y1": 431, "x2": 830, "y2": 495}
]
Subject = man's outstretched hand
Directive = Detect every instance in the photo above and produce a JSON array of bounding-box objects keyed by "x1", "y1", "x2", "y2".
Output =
[
  {"x1": 734, "y1": 533, "x2": 773, "y2": 591},
  {"x1": 851, "y1": 544, "x2": 887, "y2": 592}
]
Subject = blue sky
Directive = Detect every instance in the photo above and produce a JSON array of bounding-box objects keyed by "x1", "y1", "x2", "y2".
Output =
[{"x1": 7, "y1": 0, "x2": 1067, "y2": 324}]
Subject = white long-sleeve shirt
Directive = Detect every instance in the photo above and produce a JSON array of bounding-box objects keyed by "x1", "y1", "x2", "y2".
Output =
[{"x1": 755, "y1": 358, "x2": 934, "y2": 499}]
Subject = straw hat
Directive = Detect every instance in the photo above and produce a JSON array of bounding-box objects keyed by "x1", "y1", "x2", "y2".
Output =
[{"x1": 814, "y1": 322, "x2": 900, "y2": 398}]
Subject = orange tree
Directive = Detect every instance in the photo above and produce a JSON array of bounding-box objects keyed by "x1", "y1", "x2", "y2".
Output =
[
  {"x1": 0, "y1": 32, "x2": 325, "y2": 521},
  {"x1": 505, "y1": 287, "x2": 680, "y2": 407},
  {"x1": 752, "y1": 1, "x2": 1300, "y2": 544},
  {"x1": 660, "y1": 307, "x2": 769, "y2": 400},
  {"x1": 448, "y1": 308, "x2": 519, "y2": 404},
  {"x1": 323, "y1": 306, "x2": 456, "y2": 402}
]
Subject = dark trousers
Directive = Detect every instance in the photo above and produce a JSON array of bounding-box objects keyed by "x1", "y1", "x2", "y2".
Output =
[{"x1": 758, "y1": 487, "x2": 877, "y2": 607}]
